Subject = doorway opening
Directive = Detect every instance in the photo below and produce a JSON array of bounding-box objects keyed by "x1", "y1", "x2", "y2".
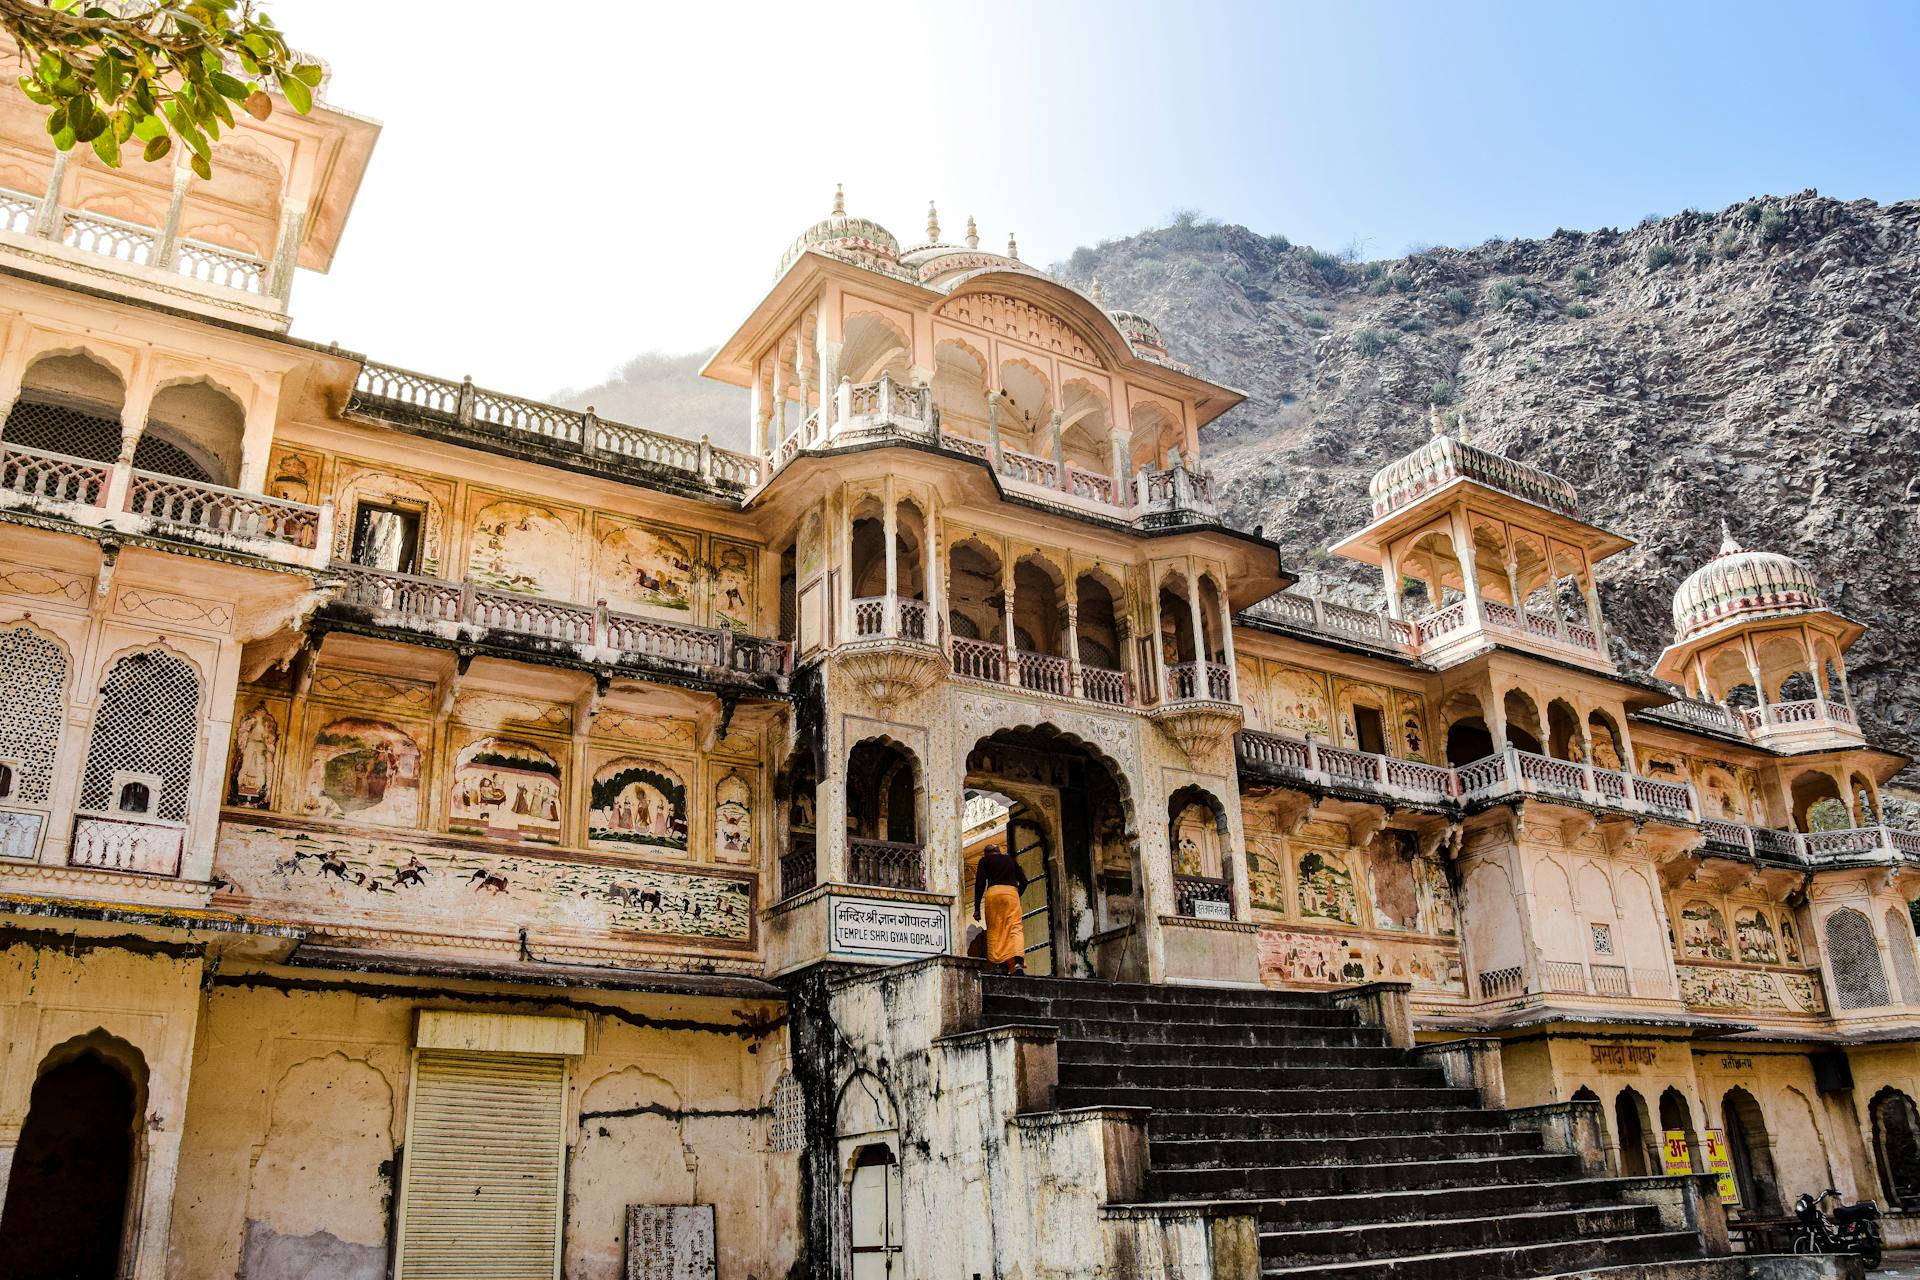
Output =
[{"x1": 0, "y1": 1044, "x2": 142, "y2": 1278}]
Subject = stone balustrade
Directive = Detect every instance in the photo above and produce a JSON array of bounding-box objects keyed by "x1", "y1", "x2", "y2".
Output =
[
  {"x1": 350, "y1": 362, "x2": 761, "y2": 494},
  {"x1": 1, "y1": 184, "x2": 273, "y2": 300},
  {"x1": 947, "y1": 634, "x2": 1134, "y2": 707},
  {"x1": 846, "y1": 837, "x2": 927, "y2": 891},
  {"x1": 0, "y1": 440, "x2": 328, "y2": 566},
  {"x1": 1242, "y1": 590, "x2": 1605, "y2": 665},
  {"x1": 332, "y1": 562, "x2": 791, "y2": 680},
  {"x1": 69, "y1": 813, "x2": 186, "y2": 877},
  {"x1": 1702, "y1": 816, "x2": 1920, "y2": 864}
]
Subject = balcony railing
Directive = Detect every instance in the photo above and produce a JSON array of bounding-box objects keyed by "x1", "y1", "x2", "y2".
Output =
[
  {"x1": 1243, "y1": 591, "x2": 1605, "y2": 664},
  {"x1": 1167, "y1": 661, "x2": 1233, "y2": 702},
  {"x1": 1704, "y1": 818, "x2": 1920, "y2": 864},
  {"x1": 1079, "y1": 664, "x2": 1129, "y2": 706},
  {"x1": 847, "y1": 838, "x2": 926, "y2": 891},
  {"x1": 1732, "y1": 698, "x2": 1857, "y2": 733},
  {"x1": 0, "y1": 187, "x2": 273, "y2": 300},
  {"x1": 947, "y1": 635, "x2": 1135, "y2": 709},
  {"x1": 1237, "y1": 732, "x2": 1695, "y2": 821},
  {"x1": 350, "y1": 361, "x2": 761, "y2": 495},
  {"x1": 332, "y1": 563, "x2": 791, "y2": 679},
  {"x1": 0, "y1": 441, "x2": 325, "y2": 563},
  {"x1": 779, "y1": 842, "x2": 817, "y2": 901},
  {"x1": 1174, "y1": 873, "x2": 1233, "y2": 919},
  {"x1": 69, "y1": 813, "x2": 185, "y2": 877},
  {"x1": 1014, "y1": 649, "x2": 1071, "y2": 696},
  {"x1": 950, "y1": 636, "x2": 1006, "y2": 683}
]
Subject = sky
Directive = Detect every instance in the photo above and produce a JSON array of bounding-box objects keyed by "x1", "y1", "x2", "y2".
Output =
[{"x1": 270, "y1": 0, "x2": 1920, "y2": 399}]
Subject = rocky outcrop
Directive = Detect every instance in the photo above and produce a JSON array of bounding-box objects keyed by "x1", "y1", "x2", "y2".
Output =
[{"x1": 1053, "y1": 195, "x2": 1920, "y2": 764}]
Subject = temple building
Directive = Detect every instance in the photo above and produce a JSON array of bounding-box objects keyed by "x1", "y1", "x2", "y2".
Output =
[{"x1": 0, "y1": 60, "x2": 1916, "y2": 1280}]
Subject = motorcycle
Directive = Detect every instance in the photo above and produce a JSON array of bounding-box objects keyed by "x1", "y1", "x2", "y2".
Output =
[{"x1": 1791, "y1": 1187, "x2": 1883, "y2": 1269}]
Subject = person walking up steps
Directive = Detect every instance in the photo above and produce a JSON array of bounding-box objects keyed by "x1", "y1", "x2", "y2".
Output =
[{"x1": 972, "y1": 843, "x2": 1028, "y2": 975}]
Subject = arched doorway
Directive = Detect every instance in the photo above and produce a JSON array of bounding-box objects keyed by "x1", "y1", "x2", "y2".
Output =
[
  {"x1": 1723, "y1": 1087, "x2": 1780, "y2": 1215},
  {"x1": 1660, "y1": 1087, "x2": 1701, "y2": 1172},
  {"x1": 1615, "y1": 1087, "x2": 1654, "y2": 1176},
  {"x1": 849, "y1": 1145, "x2": 903, "y2": 1277},
  {"x1": 0, "y1": 1044, "x2": 142, "y2": 1278},
  {"x1": 965, "y1": 726, "x2": 1137, "y2": 979},
  {"x1": 1872, "y1": 1087, "x2": 1920, "y2": 1209}
]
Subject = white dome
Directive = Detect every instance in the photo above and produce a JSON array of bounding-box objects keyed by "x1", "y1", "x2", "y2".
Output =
[{"x1": 1671, "y1": 526, "x2": 1824, "y2": 643}]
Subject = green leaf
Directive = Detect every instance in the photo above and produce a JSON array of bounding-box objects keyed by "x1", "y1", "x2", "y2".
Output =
[
  {"x1": 132, "y1": 112, "x2": 166, "y2": 141},
  {"x1": 241, "y1": 32, "x2": 272, "y2": 58},
  {"x1": 210, "y1": 71, "x2": 249, "y2": 101},
  {"x1": 18, "y1": 77, "x2": 53, "y2": 107},
  {"x1": 142, "y1": 133, "x2": 172, "y2": 163},
  {"x1": 292, "y1": 63, "x2": 324, "y2": 88},
  {"x1": 190, "y1": 152, "x2": 212, "y2": 182},
  {"x1": 275, "y1": 69, "x2": 311, "y2": 114},
  {"x1": 90, "y1": 129, "x2": 121, "y2": 168},
  {"x1": 45, "y1": 103, "x2": 68, "y2": 137}
]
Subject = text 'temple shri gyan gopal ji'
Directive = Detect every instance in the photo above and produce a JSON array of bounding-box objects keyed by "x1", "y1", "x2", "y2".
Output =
[{"x1": 0, "y1": 53, "x2": 1907, "y2": 1280}]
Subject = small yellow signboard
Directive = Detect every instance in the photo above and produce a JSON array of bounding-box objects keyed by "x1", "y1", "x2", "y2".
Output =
[
  {"x1": 1661, "y1": 1128, "x2": 1693, "y2": 1177},
  {"x1": 1703, "y1": 1129, "x2": 1739, "y2": 1204}
]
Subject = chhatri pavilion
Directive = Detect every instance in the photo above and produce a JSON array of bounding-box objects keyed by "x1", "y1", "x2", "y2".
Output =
[{"x1": 0, "y1": 57, "x2": 1912, "y2": 1280}]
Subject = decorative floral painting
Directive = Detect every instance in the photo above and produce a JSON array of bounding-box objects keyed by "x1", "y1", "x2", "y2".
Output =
[
  {"x1": 1734, "y1": 907, "x2": 1780, "y2": 964},
  {"x1": 1272, "y1": 667, "x2": 1331, "y2": 739},
  {"x1": 598, "y1": 522, "x2": 697, "y2": 616},
  {"x1": 227, "y1": 701, "x2": 279, "y2": 809},
  {"x1": 1680, "y1": 901, "x2": 1733, "y2": 962},
  {"x1": 713, "y1": 770, "x2": 753, "y2": 863},
  {"x1": 711, "y1": 539, "x2": 756, "y2": 631},
  {"x1": 300, "y1": 717, "x2": 423, "y2": 828},
  {"x1": 1297, "y1": 849, "x2": 1359, "y2": 924},
  {"x1": 589, "y1": 757, "x2": 689, "y2": 851},
  {"x1": 468, "y1": 499, "x2": 572, "y2": 594},
  {"x1": 450, "y1": 737, "x2": 562, "y2": 844},
  {"x1": 1396, "y1": 691, "x2": 1428, "y2": 761}
]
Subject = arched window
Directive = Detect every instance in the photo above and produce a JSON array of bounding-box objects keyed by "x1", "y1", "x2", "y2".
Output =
[
  {"x1": 1503, "y1": 689, "x2": 1543, "y2": 755},
  {"x1": 1614, "y1": 1087, "x2": 1654, "y2": 1176},
  {"x1": 1887, "y1": 907, "x2": 1920, "y2": 1006},
  {"x1": 80, "y1": 650, "x2": 200, "y2": 822},
  {"x1": 846, "y1": 739, "x2": 923, "y2": 890},
  {"x1": 0, "y1": 626, "x2": 70, "y2": 807},
  {"x1": 1547, "y1": 699, "x2": 1582, "y2": 762},
  {"x1": 1825, "y1": 908, "x2": 1891, "y2": 1010}
]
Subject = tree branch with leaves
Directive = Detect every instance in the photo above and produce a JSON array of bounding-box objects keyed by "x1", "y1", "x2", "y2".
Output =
[{"x1": 1, "y1": 0, "x2": 319, "y2": 178}]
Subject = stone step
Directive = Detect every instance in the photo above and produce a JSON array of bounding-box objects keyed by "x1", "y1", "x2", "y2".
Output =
[
  {"x1": 1057, "y1": 1083, "x2": 1486, "y2": 1113},
  {"x1": 1149, "y1": 1107, "x2": 1507, "y2": 1142},
  {"x1": 982, "y1": 975, "x2": 1333, "y2": 1008},
  {"x1": 981, "y1": 992, "x2": 1363, "y2": 1029},
  {"x1": 1153, "y1": 1128, "x2": 1543, "y2": 1170},
  {"x1": 1055, "y1": 1037, "x2": 1408, "y2": 1069},
  {"x1": 1261, "y1": 1203, "x2": 1666, "y2": 1263},
  {"x1": 1261, "y1": 1229, "x2": 1705, "y2": 1279},
  {"x1": 1538, "y1": 1257, "x2": 1858, "y2": 1279},
  {"x1": 1151, "y1": 1151, "x2": 1588, "y2": 1200},
  {"x1": 1230, "y1": 1178, "x2": 1641, "y2": 1230},
  {"x1": 1018, "y1": 1016, "x2": 1389, "y2": 1049},
  {"x1": 1058, "y1": 1058, "x2": 1447, "y2": 1091}
]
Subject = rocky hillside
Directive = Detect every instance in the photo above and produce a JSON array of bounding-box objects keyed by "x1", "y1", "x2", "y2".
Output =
[{"x1": 1053, "y1": 194, "x2": 1920, "y2": 759}]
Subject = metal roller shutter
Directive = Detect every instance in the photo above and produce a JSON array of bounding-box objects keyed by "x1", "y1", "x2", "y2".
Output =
[{"x1": 394, "y1": 1050, "x2": 567, "y2": 1280}]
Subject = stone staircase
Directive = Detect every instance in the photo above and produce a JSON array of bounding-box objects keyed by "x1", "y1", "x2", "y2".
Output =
[{"x1": 979, "y1": 975, "x2": 1831, "y2": 1280}]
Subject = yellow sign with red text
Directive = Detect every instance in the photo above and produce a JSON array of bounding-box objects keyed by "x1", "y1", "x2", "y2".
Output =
[
  {"x1": 1661, "y1": 1129, "x2": 1693, "y2": 1177},
  {"x1": 1703, "y1": 1129, "x2": 1739, "y2": 1204}
]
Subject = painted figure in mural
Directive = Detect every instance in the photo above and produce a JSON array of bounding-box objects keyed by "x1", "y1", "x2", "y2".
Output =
[
  {"x1": 1735, "y1": 908, "x2": 1780, "y2": 964},
  {"x1": 1298, "y1": 850, "x2": 1359, "y2": 924},
  {"x1": 1680, "y1": 902, "x2": 1733, "y2": 962},
  {"x1": 1780, "y1": 915, "x2": 1803, "y2": 965},
  {"x1": 588, "y1": 759, "x2": 689, "y2": 850},
  {"x1": 303, "y1": 718, "x2": 423, "y2": 827},
  {"x1": 229, "y1": 703, "x2": 278, "y2": 808}
]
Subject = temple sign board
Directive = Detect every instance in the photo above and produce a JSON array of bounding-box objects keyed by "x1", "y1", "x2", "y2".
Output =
[{"x1": 627, "y1": 1204, "x2": 716, "y2": 1280}]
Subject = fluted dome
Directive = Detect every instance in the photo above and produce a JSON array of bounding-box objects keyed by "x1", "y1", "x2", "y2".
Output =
[
  {"x1": 1108, "y1": 310, "x2": 1168, "y2": 358},
  {"x1": 1671, "y1": 527, "x2": 1824, "y2": 642},
  {"x1": 776, "y1": 186, "x2": 901, "y2": 278}
]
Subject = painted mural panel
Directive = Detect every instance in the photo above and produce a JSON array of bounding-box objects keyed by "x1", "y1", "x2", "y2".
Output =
[
  {"x1": 1678, "y1": 964, "x2": 1824, "y2": 1014},
  {"x1": 227, "y1": 699, "x2": 282, "y2": 809},
  {"x1": 589, "y1": 756, "x2": 690, "y2": 852},
  {"x1": 711, "y1": 538, "x2": 756, "y2": 632},
  {"x1": 1257, "y1": 926, "x2": 1464, "y2": 992},
  {"x1": 300, "y1": 717, "x2": 425, "y2": 828},
  {"x1": 1270, "y1": 665, "x2": 1332, "y2": 739},
  {"x1": 1780, "y1": 915, "x2": 1803, "y2": 964},
  {"x1": 1297, "y1": 848, "x2": 1359, "y2": 925},
  {"x1": 468, "y1": 497, "x2": 575, "y2": 595},
  {"x1": 449, "y1": 736, "x2": 563, "y2": 844},
  {"x1": 1248, "y1": 838, "x2": 1287, "y2": 914},
  {"x1": 1734, "y1": 907, "x2": 1780, "y2": 965},
  {"x1": 1417, "y1": 854, "x2": 1457, "y2": 937},
  {"x1": 713, "y1": 769, "x2": 754, "y2": 864},
  {"x1": 597, "y1": 519, "x2": 697, "y2": 617},
  {"x1": 213, "y1": 822, "x2": 752, "y2": 945},
  {"x1": 1679, "y1": 901, "x2": 1733, "y2": 962}
]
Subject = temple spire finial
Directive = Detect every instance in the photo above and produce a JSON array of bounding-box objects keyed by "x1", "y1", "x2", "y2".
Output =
[
  {"x1": 1457, "y1": 410, "x2": 1472, "y2": 445},
  {"x1": 831, "y1": 183, "x2": 845, "y2": 216},
  {"x1": 1007, "y1": 232, "x2": 1019, "y2": 260},
  {"x1": 926, "y1": 200, "x2": 939, "y2": 242},
  {"x1": 1429, "y1": 403, "x2": 1442, "y2": 436},
  {"x1": 1091, "y1": 277, "x2": 1105, "y2": 305},
  {"x1": 1719, "y1": 519, "x2": 1741, "y2": 554},
  {"x1": 965, "y1": 216, "x2": 979, "y2": 250}
]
